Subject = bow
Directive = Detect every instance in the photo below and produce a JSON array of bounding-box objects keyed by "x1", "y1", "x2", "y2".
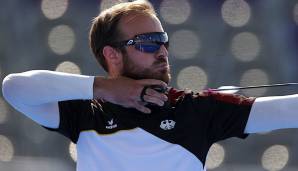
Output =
[{"x1": 211, "y1": 83, "x2": 298, "y2": 94}]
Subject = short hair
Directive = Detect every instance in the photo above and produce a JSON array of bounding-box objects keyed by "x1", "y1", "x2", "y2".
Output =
[{"x1": 89, "y1": 0, "x2": 156, "y2": 72}]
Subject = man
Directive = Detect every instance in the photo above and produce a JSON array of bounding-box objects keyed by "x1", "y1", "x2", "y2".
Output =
[{"x1": 2, "y1": 0, "x2": 298, "y2": 171}]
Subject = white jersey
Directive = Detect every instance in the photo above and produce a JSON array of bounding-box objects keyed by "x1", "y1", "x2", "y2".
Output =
[
  {"x1": 75, "y1": 129, "x2": 205, "y2": 171},
  {"x1": 44, "y1": 88, "x2": 254, "y2": 171}
]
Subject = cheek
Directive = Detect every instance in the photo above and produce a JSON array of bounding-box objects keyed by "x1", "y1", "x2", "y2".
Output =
[{"x1": 128, "y1": 50, "x2": 154, "y2": 67}]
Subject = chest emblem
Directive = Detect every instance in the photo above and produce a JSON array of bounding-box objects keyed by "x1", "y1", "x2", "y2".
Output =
[
  {"x1": 160, "y1": 120, "x2": 176, "y2": 130},
  {"x1": 105, "y1": 119, "x2": 118, "y2": 129}
]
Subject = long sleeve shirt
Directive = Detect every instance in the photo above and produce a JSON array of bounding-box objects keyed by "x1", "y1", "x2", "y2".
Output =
[{"x1": 2, "y1": 70, "x2": 298, "y2": 171}]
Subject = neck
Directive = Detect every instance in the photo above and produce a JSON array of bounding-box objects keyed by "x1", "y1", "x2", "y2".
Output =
[{"x1": 108, "y1": 70, "x2": 122, "y2": 79}]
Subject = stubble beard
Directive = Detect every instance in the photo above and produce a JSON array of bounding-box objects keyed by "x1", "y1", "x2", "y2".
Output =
[{"x1": 121, "y1": 53, "x2": 171, "y2": 84}]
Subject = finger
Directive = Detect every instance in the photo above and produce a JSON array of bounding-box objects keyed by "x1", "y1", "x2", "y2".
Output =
[
  {"x1": 146, "y1": 88, "x2": 168, "y2": 101},
  {"x1": 143, "y1": 95, "x2": 165, "y2": 106},
  {"x1": 134, "y1": 102, "x2": 151, "y2": 114},
  {"x1": 138, "y1": 101, "x2": 147, "y2": 106},
  {"x1": 138, "y1": 79, "x2": 167, "y2": 87}
]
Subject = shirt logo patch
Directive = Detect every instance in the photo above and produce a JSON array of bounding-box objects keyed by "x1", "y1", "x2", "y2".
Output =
[
  {"x1": 160, "y1": 120, "x2": 176, "y2": 130},
  {"x1": 106, "y1": 119, "x2": 118, "y2": 129}
]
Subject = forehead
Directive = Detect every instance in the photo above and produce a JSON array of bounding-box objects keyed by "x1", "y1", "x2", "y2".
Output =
[{"x1": 118, "y1": 13, "x2": 164, "y2": 39}]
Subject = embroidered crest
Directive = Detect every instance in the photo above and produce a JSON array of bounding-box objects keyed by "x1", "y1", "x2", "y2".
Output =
[{"x1": 160, "y1": 120, "x2": 176, "y2": 130}]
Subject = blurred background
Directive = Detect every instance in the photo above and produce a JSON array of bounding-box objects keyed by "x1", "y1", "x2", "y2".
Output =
[{"x1": 0, "y1": 0, "x2": 298, "y2": 170}]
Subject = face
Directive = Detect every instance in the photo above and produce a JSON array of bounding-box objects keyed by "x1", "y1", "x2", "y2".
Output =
[{"x1": 118, "y1": 13, "x2": 171, "y2": 84}]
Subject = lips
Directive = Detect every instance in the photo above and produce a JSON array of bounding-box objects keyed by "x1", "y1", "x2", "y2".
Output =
[{"x1": 155, "y1": 63, "x2": 169, "y2": 71}]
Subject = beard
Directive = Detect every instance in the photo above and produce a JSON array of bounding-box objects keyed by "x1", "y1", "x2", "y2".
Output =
[{"x1": 121, "y1": 52, "x2": 171, "y2": 84}]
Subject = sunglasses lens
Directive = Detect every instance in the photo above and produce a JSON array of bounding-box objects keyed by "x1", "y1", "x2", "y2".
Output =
[
  {"x1": 135, "y1": 43, "x2": 161, "y2": 53},
  {"x1": 117, "y1": 32, "x2": 169, "y2": 53}
]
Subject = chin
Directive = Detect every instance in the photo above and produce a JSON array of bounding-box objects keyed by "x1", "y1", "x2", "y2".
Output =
[
  {"x1": 155, "y1": 72, "x2": 171, "y2": 84},
  {"x1": 122, "y1": 69, "x2": 171, "y2": 84}
]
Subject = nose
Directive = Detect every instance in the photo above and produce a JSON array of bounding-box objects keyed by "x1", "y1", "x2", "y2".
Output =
[{"x1": 155, "y1": 44, "x2": 169, "y2": 59}]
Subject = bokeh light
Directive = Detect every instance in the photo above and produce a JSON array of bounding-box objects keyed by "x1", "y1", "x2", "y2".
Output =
[
  {"x1": 48, "y1": 25, "x2": 75, "y2": 55},
  {"x1": 262, "y1": 145, "x2": 289, "y2": 171},
  {"x1": 0, "y1": 97, "x2": 8, "y2": 124},
  {"x1": 0, "y1": 135, "x2": 14, "y2": 162},
  {"x1": 69, "y1": 142, "x2": 77, "y2": 162},
  {"x1": 170, "y1": 30, "x2": 200, "y2": 59},
  {"x1": 160, "y1": 0, "x2": 191, "y2": 24},
  {"x1": 100, "y1": 0, "x2": 128, "y2": 11},
  {"x1": 221, "y1": 0, "x2": 251, "y2": 27},
  {"x1": 206, "y1": 143, "x2": 225, "y2": 169},
  {"x1": 240, "y1": 69, "x2": 269, "y2": 97},
  {"x1": 294, "y1": 3, "x2": 298, "y2": 25},
  {"x1": 177, "y1": 66, "x2": 208, "y2": 92},
  {"x1": 231, "y1": 32, "x2": 261, "y2": 62},
  {"x1": 55, "y1": 61, "x2": 81, "y2": 74},
  {"x1": 41, "y1": 0, "x2": 68, "y2": 20}
]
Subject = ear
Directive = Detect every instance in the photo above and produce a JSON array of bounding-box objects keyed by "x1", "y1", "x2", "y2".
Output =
[{"x1": 102, "y1": 46, "x2": 123, "y2": 65}]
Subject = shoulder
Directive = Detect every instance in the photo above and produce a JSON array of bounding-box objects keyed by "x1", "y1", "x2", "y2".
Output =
[{"x1": 168, "y1": 87, "x2": 255, "y2": 105}]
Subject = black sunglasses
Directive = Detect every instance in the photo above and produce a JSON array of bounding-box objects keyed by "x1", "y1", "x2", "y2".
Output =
[{"x1": 110, "y1": 32, "x2": 169, "y2": 53}]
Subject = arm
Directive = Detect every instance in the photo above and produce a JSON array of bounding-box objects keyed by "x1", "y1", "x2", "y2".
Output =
[
  {"x1": 245, "y1": 94, "x2": 298, "y2": 133},
  {"x1": 2, "y1": 70, "x2": 94, "y2": 128},
  {"x1": 2, "y1": 70, "x2": 168, "y2": 128}
]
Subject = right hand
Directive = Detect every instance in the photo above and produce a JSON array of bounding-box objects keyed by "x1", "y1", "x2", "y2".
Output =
[{"x1": 93, "y1": 76, "x2": 168, "y2": 113}]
